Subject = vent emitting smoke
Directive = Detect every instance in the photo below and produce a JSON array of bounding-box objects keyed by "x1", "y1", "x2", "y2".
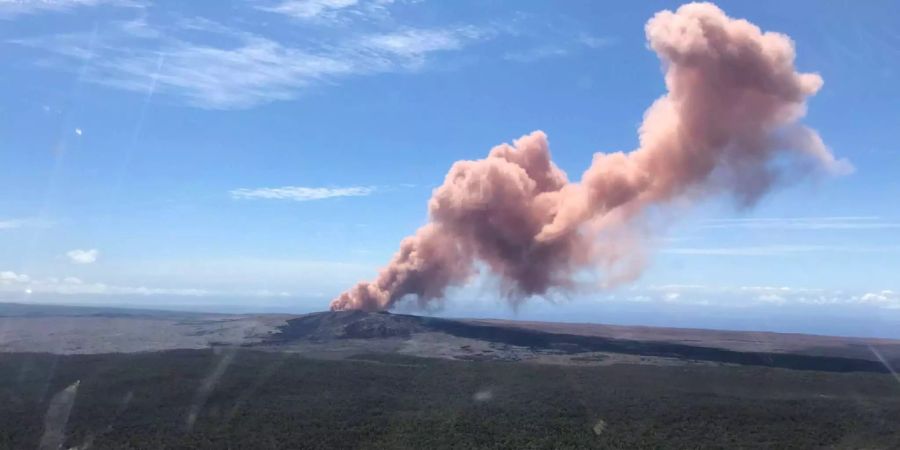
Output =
[{"x1": 330, "y1": 2, "x2": 851, "y2": 312}]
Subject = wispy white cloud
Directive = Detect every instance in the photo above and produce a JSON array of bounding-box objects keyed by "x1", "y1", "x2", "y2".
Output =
[
  {"x1": 0, "y1": 0, "x2": 141, "y2": 18},
  {"x1": 117, "y1": 258, "x2": 373, "y2": 298},
  {"x1": 11, "y1": 9, "x2": 489, "y2": 108},
  {"x1": 0, "y1": 217, "x2": 52, "y2": 230},
  {"x1": 230, "y1": 185, "x2": 375, "y2": 201},
  {"x1": 363, "y1": 26, "x2": 481, "y2": 60},
  {"x1": 258, "y1": 0, "x2": 359, "y2": 20},
  {"x1": 700, "y1": 216, "x2": 900, "y2": 230},
  {"x1": 663, "y1": 244, "x2": 900, "y2": 256},
  {"x1": 632, "y1": 284, "x2": 900, "y2": 310},
  {"x1": 0, "y1": 270, "x2": 292, "y2": 297},
  {"x1": 636, "y1": 284, "x2": 800, "y2": 298},
  {"x1": 66, "y1": 248, "x2": 99, "y2": 264},
  {"x1": 578, "y1": 33, "x2": 616, "y2": 49},
  {"x1": 257, "y1": 0, "x2": 404, "y2": 25},
  {"x1": 0, "y1": 271, "x2": 30, "y2": 283},
  {"x1": 503, "y1": 32, "x2": 616, "y2": 64},
  {"x1": 859, "y1": 290, "x2": 900, "y2": 309},
  {"x1": 0, "y1": 219, "x2": 28, "y2": 229},
  {"x1": 503, "y1": 45, "x2": 568, "y2": 63},
  {"x1": 112, "y1": 37, "x2": 353, "y2": 109}
]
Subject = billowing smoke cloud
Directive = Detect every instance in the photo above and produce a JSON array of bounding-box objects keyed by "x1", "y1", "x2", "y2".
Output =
[{"x1": 330, "y1": 2, "x2": 851, "y2": 312}]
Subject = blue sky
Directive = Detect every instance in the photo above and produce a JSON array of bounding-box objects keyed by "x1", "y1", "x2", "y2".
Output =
[{"x1": 1, "y1": 0, "x2": 899, "y2": 336}]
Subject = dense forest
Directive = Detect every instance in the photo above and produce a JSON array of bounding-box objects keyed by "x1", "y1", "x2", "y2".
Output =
[{"x1": 3, "y1": 349, "x2": 900, "y2": 449}]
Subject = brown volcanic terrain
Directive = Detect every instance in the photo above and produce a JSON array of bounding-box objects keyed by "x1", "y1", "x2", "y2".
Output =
[
  {"x1": 0, "y1": 304, "x2": 288, "y2": 354},
  {"x1": 2, "y1": 303, "x2": 899, "y2": 373},
  {"x1": 464, "y1": 318, "x2": 900, "y2": 363}
]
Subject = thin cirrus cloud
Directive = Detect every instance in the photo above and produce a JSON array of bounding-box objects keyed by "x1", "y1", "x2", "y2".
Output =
[
  {"x1": 0, "y1": 0, "x2": 141, "y2": 18},
  {"x1": 9, "y1": 3, "x2": 491, "y2": 109},
  {"x1": 66, "y1": 248, "x2": 99, "y2": 264},
  {"x1": 636, "y1": 284, "x2": 900, "y2": 310},
  {"x1": 230, "y1": 186, "x2": 375, "y2": 202},
  {"x1": 257, "y1": 0, "x2": 419, "y2": 25},
  {"x1": 665, "y1": 216, "x2": 900, "y2": 257},
  {"x1": 663, "y1": 244, "x2": 900, "y2": 256},
  {"x1": 503, "y1": 33, "x2": 616, "y2": 64},
  {"x1": 0, "y1": 218, "x2": 46, "y2": 230},
  {"x1": 257, "y1": 0, "x2": 388, "y2": 22},
  {"x1": 503, "y1": 45, "x2": 568, "y2": 63},
  {"x1": 699, "y1": 216, "x2": 900, "y2": 230},
  {"x1": 0, "y1": 220, "x2": 22, "y2": 230},
  {"x1": 578, "y1": 33, "x2": 616, "y2": 49},
  {"x1": 0, "y1": 270, "x2": 291, "y2": 297},
  {"x1": 362, "y1": 27, "x2": 484, "y2": 60}
]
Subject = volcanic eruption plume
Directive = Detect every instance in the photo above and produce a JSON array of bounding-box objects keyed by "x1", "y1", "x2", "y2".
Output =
[{"x1": 330, "y1": 2, "x2": 850, "y2": 312}]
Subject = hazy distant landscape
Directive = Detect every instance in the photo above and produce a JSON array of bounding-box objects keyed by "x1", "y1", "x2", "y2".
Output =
[{"x1": 3, "y1": 302, "x2": 900, "y2": 449}]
